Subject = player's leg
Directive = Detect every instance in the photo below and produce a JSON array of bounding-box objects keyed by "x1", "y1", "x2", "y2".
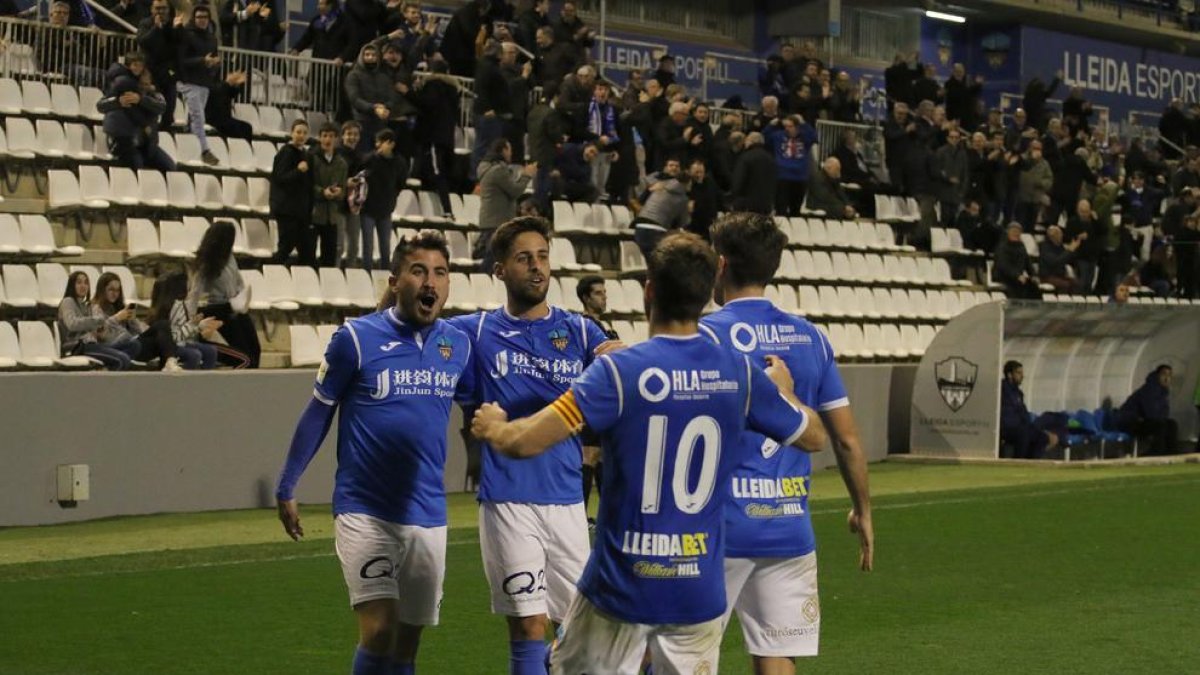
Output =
[
  {"x1": 646, "y1": 615, "x2": 724, "y2": 675},
  {"x1": 734, "y1": 555, "x2": 820, "y2": 675},
  {"x1": 541, "y1": 503, "x2": 591, "y2": 626},
  {"x1": 335, "y1": 514, "x2": 404, "y2": 674},
  {"x1": 551, "y1": 594, "x2": 649, "y2": 675},
  {"x1": 479, "y1": 502, "x2": 553, "y2": 674},
  {"x1": 390, "y1": 524, "x2": 449, "y2": 674},
  {"x1": 581, "y1": 446, "x2": 601, "y2": 522}
]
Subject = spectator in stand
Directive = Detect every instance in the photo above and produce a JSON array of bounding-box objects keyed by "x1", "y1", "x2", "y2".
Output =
[
  {"x1": 291, "y1": 0, "x2": 349, "y2": 64},
  {"x1": 373, "y1": 39, "x2": 419, "y2": 158},
  {"x1": 688, "y1": 103, "x2": 714, "y2": 164},
  {"x1": 955, "y1": 200, "x2": 999, "y2": 253},
  {"x1": 58, "y1": 272, "x2": 136, "y2": 370},
  {"x1": 619, "y1": 69, "x2": 645, "y2": 110},
  {"x1": 1061, "y1": 86, "x2": 1093, "y2": 135},
  {"x1": 204, "y1": 70, "x2": 255, "y2": 141},
  {"x1": 532, "y1": 25, "x2": 574, "y2": 93},
  {"x1": 1169, "y1": 155, "x2": 1200, "y2": 196},
  {"x1": 978, "y1": 107, "x2": 1005, "y2": 138},
  {"x1": 1139, "y1": 244, "x2": 1174, "y2": 297},
  {"x1": 337, "y1": 121, "x2": 366, "y2": 268},
  {"x1": 37, "y1": 1, "x2": 104, "y2": 87},
  {"x1": 92, "y1": 272, "x2": 183, "y2": 372},
  {"x1": 98, "y1": 52, "x2": 175, "y2": 171},
  {"x1": 150, "y1": 272, "x2": 221, "y2": 370},
  {"x1": 633, "y1": 160, "x2": 691, "y2": 259},
  {"x1": 652, "y1": 54, "x2": 676, "y2": 89},
  {"x1": 1049, "y1": 146, "x2": 1096, "y2": 224},
  {"x1": 1038, "y1": 225, "x2": 1081, "y2": 293},
  {"x1": 777, "y1": 43, "x2": 804, "y2": 92},
  {"x1": 1108, "y1": 279, "x2": 1131, "y2": 304},
  {"x1": 502, "y1": 42, "x2": 534, "y2": 168},
  {"x1": 993, "y1": 222, "x2": 1041, "y2": 299},
  {"x1": 1159, "y1": 99, "x2": 1189, "y2": 160},
  {"x1": 710, "y1": 113, "x2": 741, "y2": 192},
  {"x1": 884, "y1": 51, "x2": 919, "y2": 111},
  {"x1": 583, "y1": 80, "x2": 620, "y2": 201},
  {"x1": 269, "y1": 120, "x2": 317, "y2": 265},
  {"x1": 516, "y1": 0, "x2": 550, "y2": 54},
  {"x1": 966, "y1": 131, "x2": 1001, "y2": 226},
  {"x1": 439, "y1": 0, "x2": 489, "y2": 76},
  {"x1": 389, "y1": 1, "x2": 438, "y2": 66},
  {"x1": 731, "y1": 131, "x2": 776, "y2": 215},
  {"x1": 413, "y1": 57, "x2": 461, "y2": 217},
  {"x1": 751, "y1": 95, "x2": 782, "y2": 133},
  {"x1": 220, "y1": 0, "x2": 284, "y2": 51},
  {"x1": 176, "y1": 4, "x2": 222, "y2": 167},
  {"x1": 943, "y1": 63, "x2": 983, "y2": 130},
  {"x1": 99, "y1": 0, "x2": 148, "y2": 34},
  {"x1": 1176, "y1": 214, "x2": 1200, "y2": 299},
  {"x1": 1004, "y1": 108, "x2": 1034, "y2": 153},
  {"x1": 686, "y1": 158, "x2": 722, "y2": 240},
  {"x1": 137, "y1": 0, "x2": 181, "y2": 130},
  {"x1": 759, "y1": 54, "x2": 788, "y2": 101},
  {"x1": 553, "y1": 141, "x2": 600, "y2": 203},
  {"x1": 361, "y1": 129, "x2": 409, "y2": 270},
  {"x1": 1065, "y1": 199, "x2": 1101, "y2": 293},
  {"x1": 1015, "y1": 140, "x2": 1053, "y2": 230},
  {"x1": 934, "y1": 126, "x2": 969, "y2": 227},
  {"x1": 188, "y1": 221, "x2": 261, "y2": 368},
  {"x1": 1000, "y1": 360, "x2": 1058, "y2": 459},
  {"x1": 527, "y1": 89, "x2": 568, "y2": 211},
  {"x1": 907, "y1": 101, "x2": 939, "y2": 246},
  {"x1": 911, "y1": 63, "x2": 941, "y2": 108},
  {"x1": 1117, "y1": 365, "x2": 1179, "y2": 455},
  {"x1": 883, "y1": 101, "x2": 913, "y2": 194},
  {"x1": 652, "y1": 101, "x2": 693, "y2": 173},
  {"x1": 477, "y1": 138, "x2": 536, "y2": 269},
  {"x1": 471, "y1": 40, "x2": 515, "y2": 181},
  {"x1": 765, "y1": 114, "x2": 817, "y2": 216},
  {"x1": 787, "y1": 66, "x2": 824, "y2": 124},
  {"x1": 1022, "y1": 72, "x2": 1061, "y2": 132},
  {"x1": 311, "y1": 123, "x2": 349, "y2": 268},
  {"x1": 807, "y1": 157, "x2": 857, "y2": 219},
  {"x1": 345, "y1": 42, "x2": 399, "y2": 153},
  {"x1": 340, "y1": 0, "x2": 385, "y2": 64},
  {"x1": 827, "y1": 71, "x2": 862, "y2": 123},
  {"x1": 553, "y1": 1, "x2": 594, "y2": 68},
  {"x1": 1120, "y1": 171, "x2": 1165, "y2": 229}
]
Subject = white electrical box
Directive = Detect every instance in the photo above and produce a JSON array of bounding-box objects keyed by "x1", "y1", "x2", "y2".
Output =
[{"x1": 57, "y1": 464, "x2": 90, "y2": 502}]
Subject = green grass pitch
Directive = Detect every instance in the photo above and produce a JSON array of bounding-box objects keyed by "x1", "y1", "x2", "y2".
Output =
[{"x1": 1, "y1": 463, "x2": 1197, "y2": 674}]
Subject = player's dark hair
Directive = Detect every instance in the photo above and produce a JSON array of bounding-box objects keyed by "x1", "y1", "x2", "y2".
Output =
[
  {"x1": 489, "y1": 216, "x2": 552, "y2": 263},
  {"x1": 647, "y1": 232, "x2": 717, "y2": 323},
  {"x1": 576, "y1": 275, "x2": 604, "y2": 303},
  {"x1": 1003, "y1": 360, "x2": 1022, "y2": 376},
  {"x1": 709, "y1": 212, "x2": 786, "y2": 289},
  {"x1": 389, "y1": 230, "x2": 451, "y2": 275}
]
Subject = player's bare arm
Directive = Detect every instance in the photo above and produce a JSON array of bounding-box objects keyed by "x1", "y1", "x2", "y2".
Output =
[
  {"x1": 824, "y1": 406, "x2": 875, "y2": 572},
  {"x1": 471, "y1": 395, "x2": 581, "y2": 459},
  {"x1": 765, "y1": 355, "x2": 829, "y2": 451}
]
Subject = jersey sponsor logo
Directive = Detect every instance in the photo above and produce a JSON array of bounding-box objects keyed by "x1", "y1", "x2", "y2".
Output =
[
  {"x1": 731, "y1": 476, "x2": 809, "y2": 500},
  {"x1": 729, "y1": 322, "x2": 813, "y2": 353},
  {"x1": 935, "y1": 356, "x2": 978, "y2": 412},
  {"x1": 621, "y1": 530, "x2": 710, "y2": 557},
  {"x1": 371, "y1": 369, "x2": 391, "y2": 399},
  {"x1": 379, "y1": 340, "x2": 405, "y2": 352},
  {"x1": 359, "y1": 556, "x2": 397, "y2": 579},
  {"x1": 371, "y1": 368, "x2": 461, "y2": 398},
  {"x1": 499, "y1": 330, "x2": 522, "y2": 338},
  {"x1": 488, "y1": 349, "x2": 583, "y2": 384},
  {"x1": 436, "y1": 335, "x2": 453, "y2": 361},
  {"x1": 743, "y1": 502, "x2": 806, "y2": 517},
  {"x1": 549, "y1": 327, "x2": 569, "y2": 351},
  {"x1": 637, "y1": 367, "x2": 739, "y2": 402},
  {"x1": 632, "y1": 561, "x2": 701, "y2": 578},
  {"x1": 501, "y1": 569, "x2": 546, "y2": 596}
]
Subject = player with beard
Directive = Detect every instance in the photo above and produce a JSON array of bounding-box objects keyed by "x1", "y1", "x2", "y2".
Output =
[
  {"x1": 445, "y1": 217, "x2": 621, "y2": 675},
  {"x1": 275, "y1": 232, "x2": 475, "y2": 675}
]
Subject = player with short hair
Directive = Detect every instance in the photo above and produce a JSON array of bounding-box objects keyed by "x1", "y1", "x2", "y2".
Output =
[
  {"x1": 275, "y1": 232, "x2": 474, "y2": 675},
  {"x1": 444, "y1": 216, "x2": 619, "y2": 675},
  {"x1": 701, "y1": 212, "x2": 874, "y2": 675},
  {"x1": 471, "y1": 231, "x2": 828, "y2": 674}
]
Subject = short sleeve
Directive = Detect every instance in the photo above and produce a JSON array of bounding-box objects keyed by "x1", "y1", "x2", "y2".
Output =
[
  {"x1": 454, "y1": 338, "x2": 479, "y2": 406},
  {"x1": 745, "y1": 357, "x2": 809, "y2": 448},
  {"x1": 314, "y1": 324, "x2": 359, "y2": 405},
  {"x1": 815, "y1": 331, "x2": 850, "y2": 411},
  {"x1": 571, "y1": 355, "x2": 622, "y2": 434}
]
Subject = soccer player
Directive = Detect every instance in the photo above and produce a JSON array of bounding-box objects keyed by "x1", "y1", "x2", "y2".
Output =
[
  {"x1": 275, "y1": 233, "x2": 474, "y2": 675},
  {"x1": 444, "y1": 217, "x2": 618, "y2": 675},
  {"x1": 701, "y1": 212, "x2": 874, "y2": 675},
  {"x1": 471, "y1": 232, "x2": 829, "y2": 674}
]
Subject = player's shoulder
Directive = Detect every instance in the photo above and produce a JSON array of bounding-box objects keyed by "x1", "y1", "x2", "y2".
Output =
[{"x1": 443, "y1": 310, "x2": 487, "y2": 341}]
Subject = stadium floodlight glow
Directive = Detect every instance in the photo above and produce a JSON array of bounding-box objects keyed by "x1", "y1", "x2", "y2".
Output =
[{"x1": 925, "y1": 10, "x2": 966, "y2": 23}]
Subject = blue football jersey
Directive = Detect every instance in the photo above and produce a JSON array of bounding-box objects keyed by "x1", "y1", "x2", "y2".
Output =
[
  {"x1": 701, "y1": 297, "x2": 849, "y2": 558},
  {"x1": 447, "y1": 306, "x2": 609, "y2": 504},
  {"x1": 315, "y1": 310, "x2": 474, "y2": 526},
  {"x1": 567, "y1": 334, "x2": 809, "y2": 624}
]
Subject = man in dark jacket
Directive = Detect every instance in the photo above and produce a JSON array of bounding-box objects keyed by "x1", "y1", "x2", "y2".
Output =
[
  {"x1": 414, "y1": 58, "x2": 461, "y2": 216},
  {"x1": 911, "y1": 64, "x2": 941, "y2": 108},
  {"x1": 943, "y1": 63, "x2": 982, "y2": 129},
  {"x1": 1000, "y1": 360, "x2": 1058, "y2": 459},
  {"x1": 934, "y1": 127, "x2": 969, "y2": 227},
  {"x1": 345, "y1": 42, "x2": 400, "y2": 153},
  {"x1": 807, "y1": 157, "x2": 856, "y2": 219},
  {"x1": 884, "y1": 52, "x2": 919, "y2": 110},
  {"x1": 291, "y1": 0, "x2": 349, "y2": 62},
  {"x1": 553, "y1": 1, "x2": 594, "y2": 68},
  {"x1": 1022, "y1": 73, "x2": 1061, "y2": 132},
  {"x1": 220, "y1": 0, "x2": 284, "y2": 51},
  {"x1": 1158, "y1": 99, "x2": 1189, "y2": 159},
  {"x1": 1038, "y1": 225, "x2": 1081, "y2": 293},
  {"x1": 1119, "y1": 172, "x2": 1165, "y2": 229},
  {"x1": 339, "y1": 0, "x2": 384, "y2": 64},
  {"x1": 533, "y1": 25, "x2": 575, "y2": 94},
  {"x1": 310, "y1": 122, "x2": 349, "y2": 268},
  {"x1": 553, "y1": 141, "x2": 599, "y2": 203},
  {"x1": 1064, "y1": 198, "x2": 1101, "y2": 293},
  {"x1": 439, "y1": 0, "x2": 487, "y2": 76},
  {"x1": 204, "y1": 70, "x2": 254, "y2": 140},
  {"x1": 137, "y1": 0, "x2": 179, "y2": 129},
  {"x1": 1117, "y1": 365, "x2": 1179, "y2": 455},
  {"x1": 516, "y1": 0, "x2": 549, "y2": 54},
  {"x1": 686, "y1": 159, "x2": 722, "y2": 240},
  {"x1": 527, "y1": 92, "x2": 568, "y2": 211},
  {"x1": 271, "y1": 119, "x2": 317, "y2": 265},
  {"x1": 97, "y1": 54, "x2": 174, "y2": 171},
  {"x1": 730, "y1": 132, "x2": 777, "y2": 215},
  {"x1": 993, "y1": 223, "x2": 1041, "y2": 299},
  {"x1": 176, "y1": 4, "x2": 221, "y2": 166},
  {"x1": 361, "y1": 129, "x2": 410, "y2": 270},
  {"x1": 471, "y1": 41, "x2": 516, "y2": 181}
]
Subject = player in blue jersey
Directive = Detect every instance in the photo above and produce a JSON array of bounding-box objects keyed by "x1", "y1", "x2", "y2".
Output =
[
  {"x1": 274, "y1": 232, "x2": 474, "y2": 675},
  {"x1": 701, "y1": 212, "x2": 874, "y2": 674},
  {"x1": 444, "y1": 217, "x2": 620, "y2": 675},
  {"x1": 471, "y1": 232, "x2": 829, "y2": 674}
]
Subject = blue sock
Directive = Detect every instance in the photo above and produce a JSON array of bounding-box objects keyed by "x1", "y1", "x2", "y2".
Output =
[
  {"x1": 389, "y1": 663, "x2": 415, "y2": 675},
  {"x1": 510, "y1": 639, "x2": 547, "y2": 675},
  {"x1": 352, "y1": 646, "x2": 390, "y2": 675}
]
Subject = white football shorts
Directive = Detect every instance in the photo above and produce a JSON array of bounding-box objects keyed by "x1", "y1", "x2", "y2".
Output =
[
  {"x1": 479, "y1": 501, "x2": 589, "y2": 623},
  {"x1": 551, "y1": 594, "x2": 723, "y2": 675},
  {"x1": 722, "y1": 553, "x2": 820, "y2": 658},
  {"x1": 334, "y1": 513, "x2": 447, "y2": 625}
]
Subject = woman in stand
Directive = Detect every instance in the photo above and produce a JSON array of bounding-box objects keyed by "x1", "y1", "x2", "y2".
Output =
[
  {"x1": 57, "y1": 271, "x2": 132, "y2": 370},
  {"x1": 188, "y1": 220, "x2": 261, "y2": 368},
  {"x1": 92, "y1": 271, "x2": 182, "y2": 372},
  {"x1": 151, "y1": 272, "x2": 246, "y2": 370}
]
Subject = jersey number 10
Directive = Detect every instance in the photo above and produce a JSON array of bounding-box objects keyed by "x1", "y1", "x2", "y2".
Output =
[{"x1": 641, "y1": 415, "x2": 722, "y2": 515}]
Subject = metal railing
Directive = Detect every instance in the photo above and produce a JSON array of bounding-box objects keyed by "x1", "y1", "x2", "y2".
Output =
[
  {"x1": 815, "y1": 119, "x2": 886, "y2": 170},
  {"x1": 220, "y1": 45, "x2": 343, "y2": 110},
  {"x1": 998, "y1": 92, "x2": 1112, "y2": 140},
  {"x1": 0, "y1": 16, "x2": 136, "y2": 87}
]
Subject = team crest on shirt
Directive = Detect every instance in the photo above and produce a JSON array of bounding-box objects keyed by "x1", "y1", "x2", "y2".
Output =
[
  {"x1": 549, "y1": 328, "x2": 569, "y2": 351},
  {"x1": 437, "y1": 336, "x2": 453, "y2": 361}
]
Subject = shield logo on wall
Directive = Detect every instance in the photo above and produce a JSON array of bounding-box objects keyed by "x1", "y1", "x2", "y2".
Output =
[{"x1": 935, "y1": 357, "x2": 978, "y2": 412}]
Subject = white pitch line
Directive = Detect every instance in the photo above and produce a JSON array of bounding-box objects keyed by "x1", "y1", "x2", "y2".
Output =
[{"x1": 5, "y1": 476, "x2": 1198, "y2": 582}]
